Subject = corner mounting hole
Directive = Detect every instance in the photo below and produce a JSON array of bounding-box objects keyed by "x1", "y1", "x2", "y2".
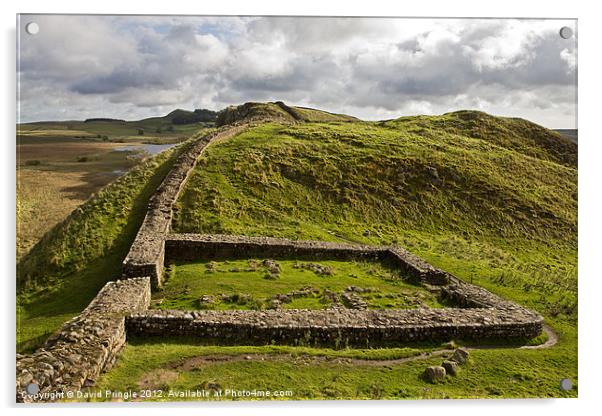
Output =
[
  {"x1": 559, "y1": 26, "x2": 573, "y2": 39},
  {"x1": 25, "y1": 22, "x2": 39, "y2": 35}
]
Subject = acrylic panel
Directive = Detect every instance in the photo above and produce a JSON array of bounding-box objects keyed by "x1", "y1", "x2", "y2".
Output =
[{"x1": 16, "y1": 15, "x2": 577, "y2": 402}]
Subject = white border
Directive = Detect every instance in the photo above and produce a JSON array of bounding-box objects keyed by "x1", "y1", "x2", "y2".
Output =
[{"x1": 2, "y1": 1, "x2": 600, "y2": 415}]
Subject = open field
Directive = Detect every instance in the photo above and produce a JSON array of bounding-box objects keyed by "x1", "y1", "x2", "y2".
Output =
[
  {"x1": 17, "y1": 140, "x2": 156, "y2": 259},
  {"x1": 16, "y1": 112, "x2": 209, "y2": 258},
  {"x1": 155, "y1": 259, "x2": 444, "y2": 311},
  {"x1": 18, "y1": 114, "x2": 208, "y2": 144}
]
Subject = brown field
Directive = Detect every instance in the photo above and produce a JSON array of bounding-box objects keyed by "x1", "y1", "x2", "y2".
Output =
[{"x1": 16, "y1": 141, "x2": 146, "y2": 259}]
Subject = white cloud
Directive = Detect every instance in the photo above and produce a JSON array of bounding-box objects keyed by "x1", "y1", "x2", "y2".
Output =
[{"x1": 17, "y1": 16, "x2": 577, "y2": 128}]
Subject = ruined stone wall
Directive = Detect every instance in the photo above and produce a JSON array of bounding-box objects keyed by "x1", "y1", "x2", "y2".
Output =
[
  {"x1": 127, "y1": 307, "x2": 543, "y2": 348},
  {"x1": 165, "y1": 234, "x2": 388, "y2": 262},
  {"x1": 16, "y1": 277, "x2": 151, "y2": 403},
  {"x1": 158, "y1": 233, "x2": 543, "y2": 347},
  {"x1": 385, "y1": 247, "x2": 451, "y2": 285},
  {"x1": 122, "y1": 125, "x2": 249, "y2": 287},
  {"x1": 165, "y1": 234, "x2": 457, "y2": 286}
]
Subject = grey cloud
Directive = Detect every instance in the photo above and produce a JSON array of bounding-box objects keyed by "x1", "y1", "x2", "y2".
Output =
[{"x1": 17, "y1": 16, "x2": 577, "y2": 128}]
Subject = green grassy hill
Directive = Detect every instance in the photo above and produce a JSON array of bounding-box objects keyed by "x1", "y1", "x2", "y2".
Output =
[
  {"x1": 174, "y1": 114, "x2": 577, "y2": 319},
  {"x1": 17, "y1": 104, "x2": 578, "y2": 397},
  {"x1": 382, "y1": 110, "x2": 577, "y2": 167}
]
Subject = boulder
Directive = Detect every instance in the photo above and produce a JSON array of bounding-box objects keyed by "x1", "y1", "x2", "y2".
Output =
[
  {"x1": 450, "y1": 348, "x2": 470, "y2": 365},
  {"x1": 442, "y1": 360, "x2": 459, "y2": 376},
  {"x1": 423, "y1": 366, "x2": 446, "y2": 383}
]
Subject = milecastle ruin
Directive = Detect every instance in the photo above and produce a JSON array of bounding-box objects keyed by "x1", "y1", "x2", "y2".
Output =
[{"x1": 16, "y1": 116, "x2": 544, "y2": 402}]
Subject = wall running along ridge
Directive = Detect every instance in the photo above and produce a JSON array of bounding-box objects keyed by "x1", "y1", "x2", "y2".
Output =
[
  {"x1": 16, "y1": 277, "x2": 151, "y2": 403},
  {"x1": 122, "y1": 124, "x2": 249, "y2": 288}
]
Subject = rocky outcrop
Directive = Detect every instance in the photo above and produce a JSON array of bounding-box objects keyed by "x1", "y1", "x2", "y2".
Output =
[
  {"x1": 16, "y1": 277, "x2": 151, "y2": 403},
  {"x1": 216, "y1": 102, "x2": 299, "y2": 126}
]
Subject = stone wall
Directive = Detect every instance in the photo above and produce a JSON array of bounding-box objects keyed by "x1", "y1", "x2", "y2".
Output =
[
  {"x1": 165, "y1": 234, "x2": 452, "y2": 286},
  {"x1": 122, "y1": 125, "x2": 249, "y2": 288},
  {"x1": 155, "y1": 234, "x2": 543, "y2": 348},
  {"x1": 165, "y1": 234, "x2": 388, "y2": 262},
  {"x1": 127, "y1": 307, "x2": 543, "y2": 348},
  {"x1": 16, "y1": 277, "x2": 151, "y2": 403}
]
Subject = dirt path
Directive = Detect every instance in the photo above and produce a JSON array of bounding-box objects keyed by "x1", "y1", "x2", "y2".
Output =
[{"x1": 162, "y1": 324, "x2": 559, "y2": 372}]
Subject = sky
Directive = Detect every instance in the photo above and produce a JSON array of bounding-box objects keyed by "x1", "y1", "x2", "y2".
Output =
[{"x1": 17, "y1": 15, "x2": 577, "y2": 128}]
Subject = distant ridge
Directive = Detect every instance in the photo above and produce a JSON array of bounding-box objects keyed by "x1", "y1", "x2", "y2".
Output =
[
  {"x1": 84, "y1": 118, "x2": 126, "y2": 123},
  {"x1": 554, "y1": 129, "x2": 578, "y2": 143}
]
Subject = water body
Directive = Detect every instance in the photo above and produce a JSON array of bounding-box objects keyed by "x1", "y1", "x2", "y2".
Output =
[
  {"x1": 114, "y1": 143, "x2": 176, "y2": 156},
  {"x1": 111, "y1": 143, "x2": 177, "y2": 176}
]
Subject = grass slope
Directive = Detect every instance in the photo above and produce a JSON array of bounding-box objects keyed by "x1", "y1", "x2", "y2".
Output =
[
  {"x1": 382, "y1": 110, "x2": 577, "y2": 167},
  {"x1": 16, "y1": 138, "x2": 195, "y2": 352}
]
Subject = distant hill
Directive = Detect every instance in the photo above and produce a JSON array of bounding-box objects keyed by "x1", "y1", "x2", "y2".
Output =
[
  {"x1": 555, "y1": 129, "x2": 578, "y2": 143},
  {"x1": 18, "y1": 108, "x2": 218, "y2": 142},
  {"x1": 84, "y1": 118, "x2": 126, "y2": 123},
  {"x1": 161, "y1": 109, "x2": 218, "y2": 125}
]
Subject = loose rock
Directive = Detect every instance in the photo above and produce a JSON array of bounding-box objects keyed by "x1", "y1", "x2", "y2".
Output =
[{"x1": 423, "y1": 366, "x2": 446, "y2": 383}]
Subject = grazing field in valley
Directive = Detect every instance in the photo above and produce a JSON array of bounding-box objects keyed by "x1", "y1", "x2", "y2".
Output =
[{"x1": 16, "y1": 112, "x2": 211, "y2": 259}]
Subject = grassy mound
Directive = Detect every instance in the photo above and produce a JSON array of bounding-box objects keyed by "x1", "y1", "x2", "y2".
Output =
[
  {"x1": 382, "y1": 110, "x2": 577, "y2": 167},
  {"x1": 216, "y1": 101, "x2": 358, "y2": 126}
]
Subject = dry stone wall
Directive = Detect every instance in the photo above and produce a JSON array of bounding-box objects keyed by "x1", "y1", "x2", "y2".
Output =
[
  {"x1": 122, "y1": 124, "x2": 249, "y2": 288},
  {"x1": 165, "y1": 234, "x2": 451, "y2": 286},
  {"x1": 127, "y1": 307, "x2": 543, "y2": 348},
  {"x1": 156, "y1": 233, "x2": 543, "y2": 347},
  {"x1": 165, "y1": 234, "x2": 387, "y2": 262},
  {"x1": 16, "y1": 277, "x2": 151, "y2": 403}
]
